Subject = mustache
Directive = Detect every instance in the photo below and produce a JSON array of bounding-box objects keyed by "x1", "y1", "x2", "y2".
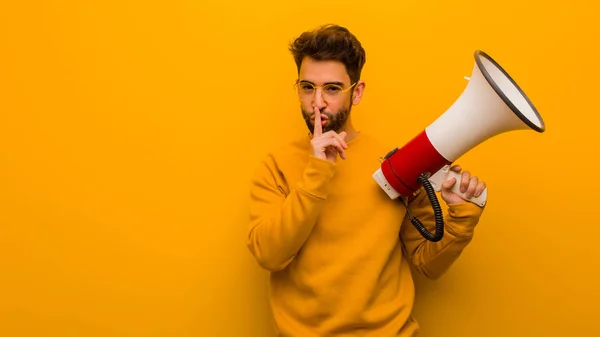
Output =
[{"x1": 303, "y1": 110, "x2": 332, "y2": 120}]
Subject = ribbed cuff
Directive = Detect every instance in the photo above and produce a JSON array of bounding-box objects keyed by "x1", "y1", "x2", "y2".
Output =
[{"x1": 445, "y1": 202, "x2": 484, "y2": 236}]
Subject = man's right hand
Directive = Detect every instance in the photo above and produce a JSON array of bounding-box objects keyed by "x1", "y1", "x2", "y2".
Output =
[{"x1": 310, "y1": 107, "x2": 348, "y2": 163}]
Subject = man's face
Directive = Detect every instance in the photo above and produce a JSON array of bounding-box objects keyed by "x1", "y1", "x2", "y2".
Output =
[{"x1": 297, "y1": 57, "x2": 355, "y2": 134}]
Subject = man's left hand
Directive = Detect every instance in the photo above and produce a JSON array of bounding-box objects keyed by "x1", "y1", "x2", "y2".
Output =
[{"x1": 440, "y1": 165, "x2": 486, "y2": 205}]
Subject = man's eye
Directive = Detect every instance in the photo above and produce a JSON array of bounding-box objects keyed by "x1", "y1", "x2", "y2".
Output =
[
  {"x1": 301, "y1": 85, "x2": 314, "y2": 91},
  {"x1": 325, "y1": 86, "x2": 341, "y2": 93}
]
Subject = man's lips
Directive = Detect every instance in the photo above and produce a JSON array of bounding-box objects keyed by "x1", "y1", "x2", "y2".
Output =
[
  {"x1": 311, "y1": 115, "x2": 328, "y2": 121},
  {"x1": 311, "y1": 118, "x2": 328, "y2": 125}
]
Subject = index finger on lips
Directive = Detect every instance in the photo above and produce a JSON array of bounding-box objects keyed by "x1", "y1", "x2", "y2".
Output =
[{"x1": 313, "y1": 106, "x2": 322, "y2": 136}]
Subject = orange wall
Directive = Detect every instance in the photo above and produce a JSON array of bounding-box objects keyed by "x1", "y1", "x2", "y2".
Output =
[{"x1": 0, "y1": 1, "x2": 598, "y2": 336}]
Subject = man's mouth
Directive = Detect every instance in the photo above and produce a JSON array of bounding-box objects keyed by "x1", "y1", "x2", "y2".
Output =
[
  {"x1": 311, "y1": 118, "x2": 328, "y2": 126},
  {"x1": 311, "y1": 115, "x2": 328, "y2": 122}
]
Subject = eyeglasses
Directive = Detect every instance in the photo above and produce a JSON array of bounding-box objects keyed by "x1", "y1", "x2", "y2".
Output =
[{"x1": 295, "y1": 80, "x2": 357, "y2": 102}]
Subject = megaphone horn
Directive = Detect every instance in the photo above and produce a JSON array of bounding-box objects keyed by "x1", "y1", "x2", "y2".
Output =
[{"x1": 373, "y1": 50, "x2": 545, "y2": 242}]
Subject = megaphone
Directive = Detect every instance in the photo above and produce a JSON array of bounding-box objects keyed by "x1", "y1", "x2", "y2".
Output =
[{"x1": 373, "y1": 50, "x2": 545, "y2": 242}]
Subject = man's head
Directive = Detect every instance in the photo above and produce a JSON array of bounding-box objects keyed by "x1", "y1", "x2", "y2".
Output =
[{"x1": 289, "y1": 24, "x2": 366, "y2": 134}]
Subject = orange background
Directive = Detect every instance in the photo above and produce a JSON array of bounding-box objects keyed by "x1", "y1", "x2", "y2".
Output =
[{"x1": 1, "y1": 1, "x2": 598, "y2": 336}]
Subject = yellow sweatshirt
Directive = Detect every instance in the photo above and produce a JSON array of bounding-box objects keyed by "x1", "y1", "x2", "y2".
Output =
[{"x1": 247, "y1": 132, "x2": 484, "y2": 336}]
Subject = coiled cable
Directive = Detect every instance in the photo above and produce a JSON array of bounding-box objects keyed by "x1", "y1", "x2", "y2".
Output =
[{"x1": 399, "y1": 173, "x2": 445, "y2": 242}]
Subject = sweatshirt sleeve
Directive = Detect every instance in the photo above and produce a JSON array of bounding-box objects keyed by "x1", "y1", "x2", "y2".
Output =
[
  {"x1": 246, "y1": 154, "x2": 336, "y2": 271},
  {"x1": 399, "y1": 188, "x2": 484, "y2": 280}
]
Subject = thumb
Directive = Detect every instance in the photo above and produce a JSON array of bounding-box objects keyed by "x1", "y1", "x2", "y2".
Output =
[{"x1": 339, "y1": 131, "x2": 347, "y2": 140}]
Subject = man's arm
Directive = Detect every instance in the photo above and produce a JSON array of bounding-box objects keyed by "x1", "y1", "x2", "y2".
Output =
[
  {"x1": 399, "y1": 188, "x2": 484, "y2": 280},
  {"x1": 246, "y1": 154, "x2": 336, "y2": 272}
]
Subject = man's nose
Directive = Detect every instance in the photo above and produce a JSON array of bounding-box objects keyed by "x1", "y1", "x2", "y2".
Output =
[{"x1": 313, "y1": 89, "x2": 327, "y2": 109}]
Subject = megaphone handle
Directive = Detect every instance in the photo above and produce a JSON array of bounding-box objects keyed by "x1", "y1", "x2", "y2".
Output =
[{"x1": 428, "y1": 166, "x2": 487, "y2": 207}]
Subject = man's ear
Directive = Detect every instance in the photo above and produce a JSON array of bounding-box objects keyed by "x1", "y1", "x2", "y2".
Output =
[{"x1": 352, "y1": 80, "x2": 366, "y2": 105}]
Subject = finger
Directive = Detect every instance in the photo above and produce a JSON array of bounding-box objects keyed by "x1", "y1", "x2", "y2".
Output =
[
  {"x1": 325, "y1": 147, "x2": 339, "y2": 161},
  {"x1": 329, "y1": 138, "x2": 346, "y2": 159},
  {"x1": 318, "y1": 138, "x2": 346, "y2": 159},
  {"x1": 460, "y1": 171, "x2": 470, "y2": 193},
  {"x1": 313, "y1": 106, "x2": 322, "y2": 136},
  {"x1": 474, "y1": 181, "x2": 486, "y2": 197},
  {"x1": 465, "y1": 176, "x2": 479, "y2": 198},
  {"x1": 339, "y1": 131, "x2": 348, "y2": 147},
  {"x1": 324, "y1": 130, "x2": 348, "y2": 149},
  {"x1": 442, "y1": 177, "x2": 457, "y2": 190},
  {"x1": 450, "y1": 164, "x2": 461, "y2": 172}
]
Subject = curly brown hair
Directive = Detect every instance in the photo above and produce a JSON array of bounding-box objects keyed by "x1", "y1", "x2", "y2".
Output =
[{"x1": 288, "y1": 24, "x2": 366, "y2": 84}]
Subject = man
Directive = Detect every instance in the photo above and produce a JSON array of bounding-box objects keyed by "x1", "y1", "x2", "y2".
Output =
[{"x1": 246, "y1": 24, "x2": 486, "y2": 336}]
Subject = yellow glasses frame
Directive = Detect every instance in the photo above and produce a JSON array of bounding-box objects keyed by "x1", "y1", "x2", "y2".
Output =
[{"x1": 295, "y1": 80, "x2": 357, "y2": 102}]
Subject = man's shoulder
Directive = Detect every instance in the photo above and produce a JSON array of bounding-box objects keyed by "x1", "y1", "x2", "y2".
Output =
[
  {"x1": 352, "y1": 132, "x2": 398, "y2": 156},
  {"x1": 355, "y1": 132, "x2": 390, "y2": 146}
]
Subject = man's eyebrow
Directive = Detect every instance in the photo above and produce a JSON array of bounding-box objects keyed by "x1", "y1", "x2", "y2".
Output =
[{"x1": 298, "y1": 80, "x2": 346, "y2": 86}]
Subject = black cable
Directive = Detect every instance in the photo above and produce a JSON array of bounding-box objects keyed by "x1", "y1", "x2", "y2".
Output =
[{"x1": 399, "y1": 173, "x2": 445, "y2": 242}]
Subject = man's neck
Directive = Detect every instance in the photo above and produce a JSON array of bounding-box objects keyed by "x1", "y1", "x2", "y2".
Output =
[
  {"x1": 339, "y1": 121, "x2": 360, "y2": 142},
  {"x1": 342, "y1": 128, "x2": 360, "y2": 142}
]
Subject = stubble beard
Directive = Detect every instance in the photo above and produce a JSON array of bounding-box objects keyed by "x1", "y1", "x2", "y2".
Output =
[{"x1": 302, "y1": 104, "x2": 352, "y2": 135}]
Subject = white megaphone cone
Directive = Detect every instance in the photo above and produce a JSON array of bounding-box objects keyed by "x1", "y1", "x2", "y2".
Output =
[{"x1": 373, "y1": 50, "x2": 545, "y2": 242}]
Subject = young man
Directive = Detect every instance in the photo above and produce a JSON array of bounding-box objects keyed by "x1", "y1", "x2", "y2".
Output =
[{"x1": 246, "y1": 24, "x2": 486, "y2": 336}]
